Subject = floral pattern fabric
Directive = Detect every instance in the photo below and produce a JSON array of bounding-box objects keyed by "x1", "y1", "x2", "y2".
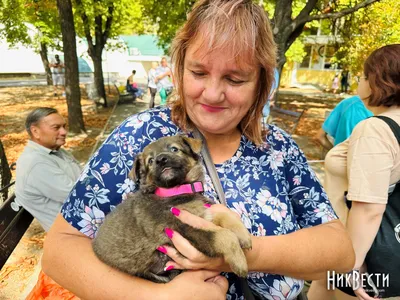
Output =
[{"x1": 61, "y1": 106, "x2": 337, "y2": 300}]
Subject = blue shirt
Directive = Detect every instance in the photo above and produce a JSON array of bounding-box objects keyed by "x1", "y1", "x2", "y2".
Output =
[
  {"x1": 322, "y1": 96, "x2": 373, "y2": 146},
  {"x1": 61, "y1": 106, "x2": 337, "y2": 300}
]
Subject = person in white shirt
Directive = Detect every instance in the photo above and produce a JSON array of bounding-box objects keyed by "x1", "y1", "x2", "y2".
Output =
[
  {"x1": 148, "y1": 62, "x2": 159, "y2": 108},
  {"x1": 49, "y1": 55, "x2": 65, "y2": 97},
  {"x1": 15, "y1": 107, "x2": 81, "y2": 231}
]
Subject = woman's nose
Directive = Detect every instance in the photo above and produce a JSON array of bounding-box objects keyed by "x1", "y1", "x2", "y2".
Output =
[{"x1": 202, "y1": 78, "x2": 225, "y2": 103}]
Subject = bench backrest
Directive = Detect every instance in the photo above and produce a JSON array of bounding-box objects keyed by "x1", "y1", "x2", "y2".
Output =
[
  {"x1": 0, "y1": 182, "x2": 34, "y2": 268},
  {"x1": 270, "y1": 106, "x2": 306, "y2": 134}
]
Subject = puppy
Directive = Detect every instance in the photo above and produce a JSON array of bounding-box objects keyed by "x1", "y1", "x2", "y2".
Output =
[{"x1": 92, "y1": 135, "x2": 252, "y2": 283}]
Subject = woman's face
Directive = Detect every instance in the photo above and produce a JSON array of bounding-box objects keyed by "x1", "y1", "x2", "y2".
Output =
[
  {"x1": 182, "y1": 36, "x2": 260, "y2": 136},
  {"x1": 357, "y1": 74, "x2": 372, "y2": 103}
]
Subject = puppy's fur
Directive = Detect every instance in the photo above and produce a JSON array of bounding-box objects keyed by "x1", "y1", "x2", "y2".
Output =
[{"x1": 93, "y1": 135, "x2": 252, "y2": 283}]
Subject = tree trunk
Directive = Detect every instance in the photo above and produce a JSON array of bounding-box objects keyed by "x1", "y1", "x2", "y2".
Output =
[
  {"x1": 56, "y1": 0, "x2": 86, "y2": 134},
  {"x1": 39, "y1": 42, "x2": 53, "y2": 86},
  {"x1": 0, "y1": 139, "x2": 12, "y2": 201},
  {"x1": 91, "y1": 51, "x2": 107, "y2": 107}
]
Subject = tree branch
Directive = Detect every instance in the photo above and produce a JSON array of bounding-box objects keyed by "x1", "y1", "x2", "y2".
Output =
[
  {"x1": 295, "y1": 0, "x2": 319, "y2": 23},
  {"x1": 102, "y1": 3, "x2": 114, "y2": 43},
  {"x1": 94, "y1": 14, "x2": 103, "y2": 51},
  {"x1": 75, "y1": 0, "x2": 94, "y2": 54},
  {"x1": 273, "y1": 0, "x2": 293, "y2": 32},
  {"x1": 305, "y1": 0, "x2": 380, "y2": 22}
]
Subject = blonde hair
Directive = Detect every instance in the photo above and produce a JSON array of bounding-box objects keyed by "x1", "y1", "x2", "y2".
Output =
[{"x1": 170, "y1": 0, "x2": 276, "y2": 145}]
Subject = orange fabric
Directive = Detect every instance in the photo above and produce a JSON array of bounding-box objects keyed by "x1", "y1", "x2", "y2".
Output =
[{"x1": 26, "y1": 271, "x2": 80, "y2": 300}]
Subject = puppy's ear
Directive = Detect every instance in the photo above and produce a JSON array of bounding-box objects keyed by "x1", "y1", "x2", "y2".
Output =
[
  {"x1": 129, "y1": 153, "x2": 142, "y2": 183},
  {"x1": 182, "y1": 136, "x2": 203, "y2": 156}
]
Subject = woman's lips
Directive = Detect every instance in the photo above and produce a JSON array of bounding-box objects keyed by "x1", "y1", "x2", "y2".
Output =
[{"x1": 201, "y1": 104, "x2": 226, "y2": 113}]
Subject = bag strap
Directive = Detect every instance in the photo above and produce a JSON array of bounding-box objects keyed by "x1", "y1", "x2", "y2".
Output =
[
  {"x1": 192, "y1": 128, "x2": 256, "y2": 300},
  {"x1": 374, "y1": 115, "x2": 400, "y2": 198},
  {"x1": 192, "y1": 128, "x2": 227, "y2": 206},
  {"x1": 374, "y1": 116, "x2": 400, "y2": 144}
]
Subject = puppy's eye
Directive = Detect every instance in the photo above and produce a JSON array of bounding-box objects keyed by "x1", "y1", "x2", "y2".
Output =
[
  {"x1": 170, "y1": 146, "x2": 179, "y2": 153},
  {"x1": 148, "y1": 158, "x2": 154, "y2": 164}
]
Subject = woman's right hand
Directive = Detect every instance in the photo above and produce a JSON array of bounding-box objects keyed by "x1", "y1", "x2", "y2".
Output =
[{"x1": 163, "y1": 270, "x2": 228, "y2": 300}]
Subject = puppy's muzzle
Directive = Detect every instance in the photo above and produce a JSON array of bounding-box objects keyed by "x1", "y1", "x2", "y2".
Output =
[{"x1": 156, "y1": 154, "x2": 169, "y2": 167}]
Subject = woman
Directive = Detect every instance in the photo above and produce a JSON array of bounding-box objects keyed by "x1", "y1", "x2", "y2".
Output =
[
  {"x1": 41, "y1": 0, "x2": 354, "y2": 299},
  {"x1": 155, "y1": 57, "x2": 174, "y2": 105},
  {"x1": 308, "y1": 44, "x2": 400, "y2": 300}
]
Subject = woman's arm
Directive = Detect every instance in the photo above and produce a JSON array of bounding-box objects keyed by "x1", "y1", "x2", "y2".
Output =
[
  {"x1": 42, "y1": 214, "x2": 228, "y2": 300},
  {"x1": 164, "y1": 208, "x2": 354, "y2": 281},
  {"x1": 156, "y1": 69, "x2": 172, "y2": 81},
  {"x1": 42, "y1": 215, "x2": 162, "y2": 300},
  {"x1": 345, "y1": 201, "x2": 386, "y2": 269},
  {"x1": 247, "y1": 219, "x2": 354, "y2": 280},
  {"x1": 314, "y1": 128, "x2": 333, "y2": 150}
]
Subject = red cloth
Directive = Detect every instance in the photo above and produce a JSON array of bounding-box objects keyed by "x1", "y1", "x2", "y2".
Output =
[{"x1": 26, "y1": 271, "x2": 80, "y2": 300}]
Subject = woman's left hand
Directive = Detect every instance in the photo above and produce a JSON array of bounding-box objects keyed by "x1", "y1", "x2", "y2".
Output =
[
  {"x1": 161, "y1": 208, "x2": 232, "y2": 272},
  {"x1": 353, "y1": 287, "x2": 376, "y2": 300}
]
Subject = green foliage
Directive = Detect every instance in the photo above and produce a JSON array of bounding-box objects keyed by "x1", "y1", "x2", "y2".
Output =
[
  {"x1": 139, "y1": 0, "x2": 195, "y2": 53},
  {"x1": 0, "y1": 0, "x2": 61, "y2": 50},
  {"x1": 285, "y1": 38, "x2": 307, "y2": 64},
  {"x1": 334, "y1": 0, "x2": 400, "y2": 73},
  {"x1": 73, "y1": 0, "x2": 146, "y2": 44},
  {"x1": 139, "y1": 0, "x2": 321, "y2": 58}
]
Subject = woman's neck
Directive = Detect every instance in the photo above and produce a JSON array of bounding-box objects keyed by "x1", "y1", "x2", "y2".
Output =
[
  {"x1": 200, "y1": 128, "x2": 242, "y2": 164},
  {"x1": 368, "y1": 105, "x2": 398, "y2": 116}
]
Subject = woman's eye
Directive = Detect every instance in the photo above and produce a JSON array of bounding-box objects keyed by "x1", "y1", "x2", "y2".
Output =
[
  {"x1": 191, "y1": 70, "x2": 205, "y2": 77},
  {"x1": 227, "y1": 78, "x2": 245, "y2": 85},
  {"x1": 170, "y1": 146, "x2": 179, "y2": 153},
  {"x1": 148, "y1": 158, "x2": 154, "y2": 164}
]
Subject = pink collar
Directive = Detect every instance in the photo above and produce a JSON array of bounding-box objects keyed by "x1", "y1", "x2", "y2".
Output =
[{"x1": 154, "y1": 182, "x2": 204, "y2": 197}]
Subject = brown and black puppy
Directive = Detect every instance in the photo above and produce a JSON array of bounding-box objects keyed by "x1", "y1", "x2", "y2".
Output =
[{"x1": 93, "y1": 135, "x2": 252, "y2": 283}]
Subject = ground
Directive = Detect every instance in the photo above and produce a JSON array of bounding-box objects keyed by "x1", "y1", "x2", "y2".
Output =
[
  {"x1": 0, "y1": 85, "x2": 344, "y2": 299},
  {"x1": 0, "y1": 85, "x2": 117, "y2": 300}
]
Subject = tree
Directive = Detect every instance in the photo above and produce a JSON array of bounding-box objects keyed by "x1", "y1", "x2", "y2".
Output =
[
  {"x1": 73, "y1": 0, "x2": 144, "y2": 107},
  {"x1": 57, "y1": 0, "x2": 86, "y2": 134},
  {"x1": 0, "y1": 0, "x2": 62, "y2": 85},
  {"x1": 333, "y1": 0, "x2": 400, "y2": 73},
  {"x1": 140, "y1": 0, "x2": 196, "y2": 53},
  {"x1": 140, "y1": 0, "x2": 380, "y2": 81},
  {"x1": 270, "y1": 0, "x2": 380, "y2": 76}
]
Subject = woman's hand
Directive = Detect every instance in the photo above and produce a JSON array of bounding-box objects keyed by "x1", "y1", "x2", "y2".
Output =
[
  {"x1": 163, "y1": 270, "x2": 228, "y2": 300},
  {"x1": 352, "y1": 265, "x2": 378, "y2": 300},
  {"x1": 353, "y1": 287, "x2": 376, "y2": 300},
  {"x1": 160, "y1": 205, "x2": 237, "y2": 272}
]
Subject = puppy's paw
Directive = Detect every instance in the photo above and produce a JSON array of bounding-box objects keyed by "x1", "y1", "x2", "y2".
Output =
[
  {"x1": 237, "y1": 230, "x2": 252, "y2": 250},
  {"x1": 226, "y1": 250, "x2": 248, "y2": 278}
]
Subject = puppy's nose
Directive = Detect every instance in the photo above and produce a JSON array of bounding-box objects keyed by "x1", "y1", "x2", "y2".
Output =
[{"x1": 156, "y1": 154, "x2": 169, "y2": 165}]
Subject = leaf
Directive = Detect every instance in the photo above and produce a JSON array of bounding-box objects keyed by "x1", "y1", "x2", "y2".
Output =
[
  {"x1": 289, "y1": 186, "x2": 309, "y2": 196},
  {"x1": 90, "y1": 169, "x2": 105, "y2": 186}
]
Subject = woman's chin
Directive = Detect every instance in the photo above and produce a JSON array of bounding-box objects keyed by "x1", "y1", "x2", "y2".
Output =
[{"x1": 197, "y1": 124, "x2": 238, "y2": 136}]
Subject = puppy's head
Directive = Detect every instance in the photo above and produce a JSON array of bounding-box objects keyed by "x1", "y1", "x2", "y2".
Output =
[{"x1": 130, "y1": 136, "x2": 203, "y2": 193}]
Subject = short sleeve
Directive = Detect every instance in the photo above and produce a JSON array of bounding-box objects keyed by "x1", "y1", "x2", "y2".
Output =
[
  {"x1": 333, "y1": 101, "x2": 373, "y2": 145},
  {"x1": 347, "y1": 118, "x2": 397, "y2": 204},
  {"x1": 61, "y1": 108, "x2": 180, "y2": 238},
  {"x1": 284, "y1": 133, "x2": 337, "y2": 228},
  {"x1": 322, "y1": 102, "x2": 344, "y2": 139}
]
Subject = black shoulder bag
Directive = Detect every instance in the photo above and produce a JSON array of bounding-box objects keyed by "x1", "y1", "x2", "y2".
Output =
[{"x1": 347, "y1": 116, "x2": 400, "y2": 297}]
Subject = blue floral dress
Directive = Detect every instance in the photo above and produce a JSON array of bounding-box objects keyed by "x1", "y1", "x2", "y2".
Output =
[{"x1": 61, "y1": 106, "x2": 337, "y2": 300}]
